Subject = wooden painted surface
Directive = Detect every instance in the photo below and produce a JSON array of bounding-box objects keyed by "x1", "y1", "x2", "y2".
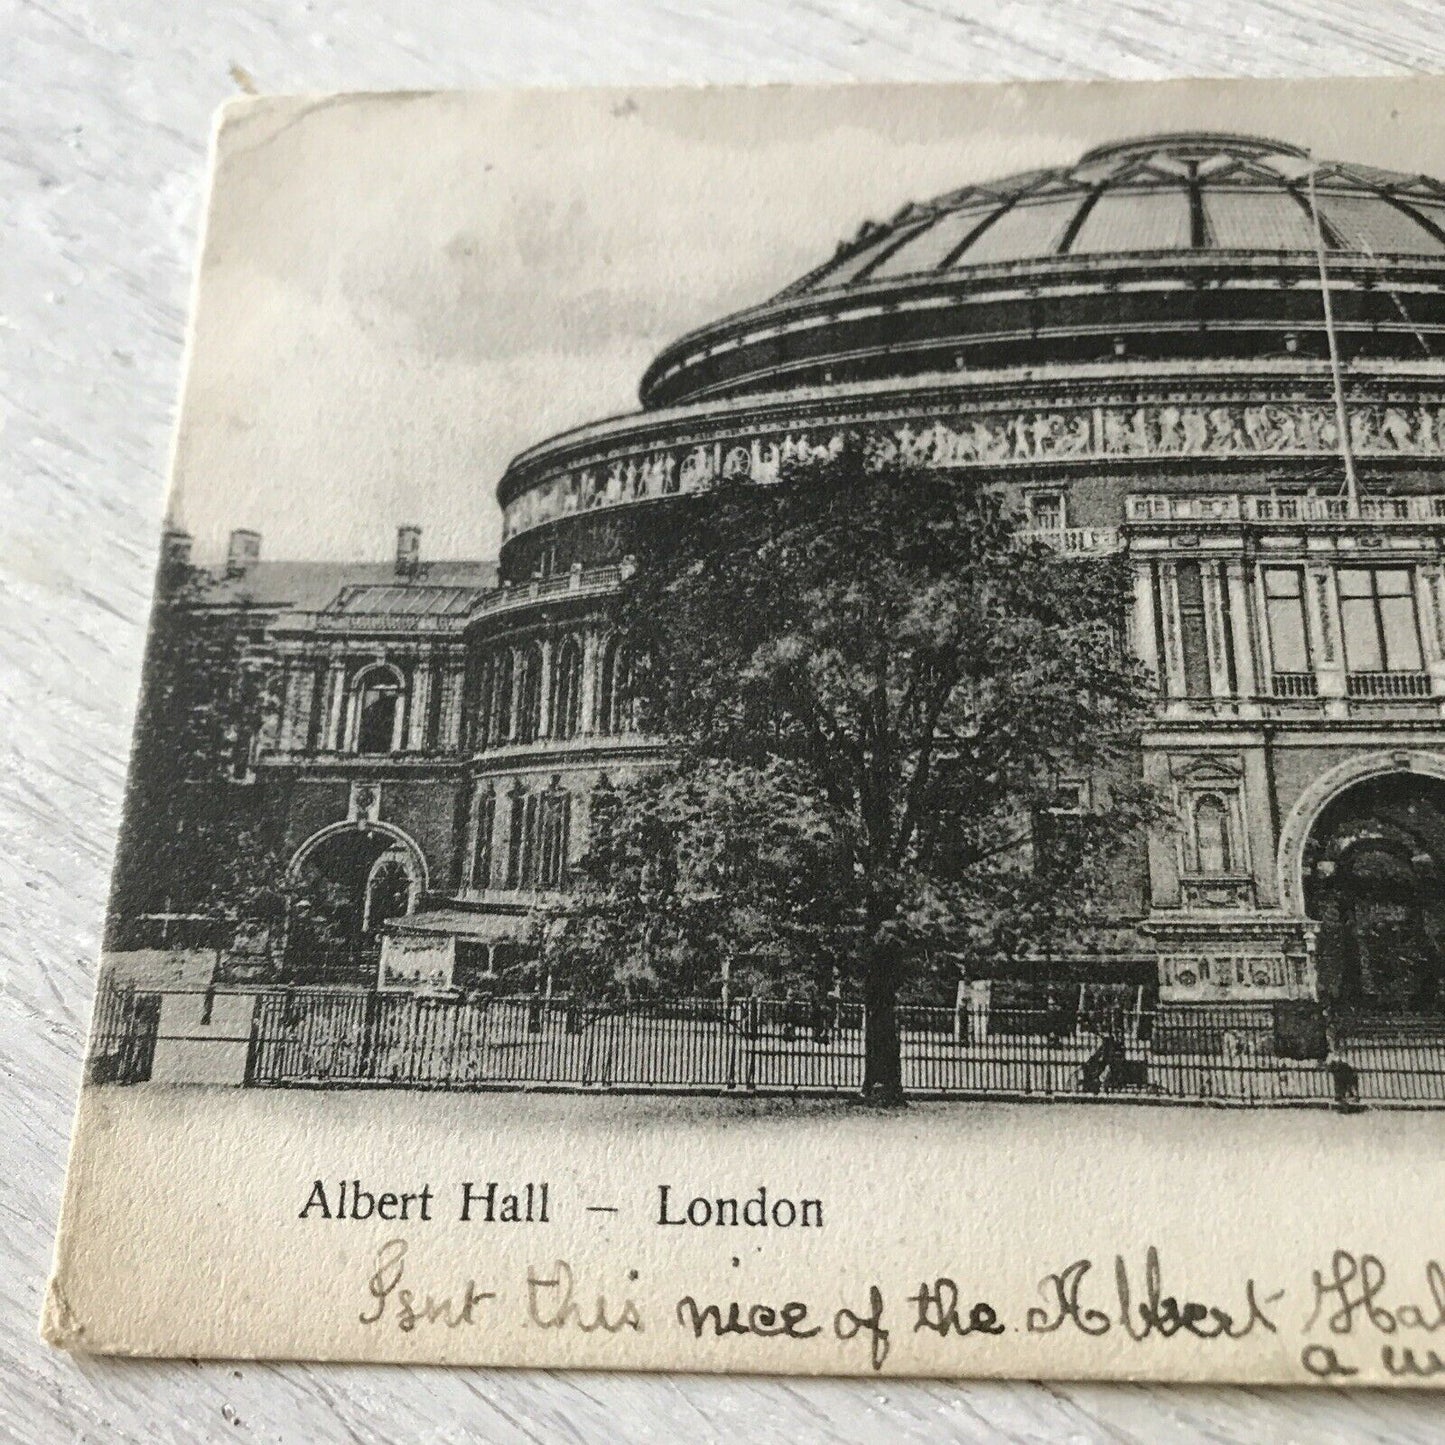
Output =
[{"x1": 6, "y1": 2, "x2": 1445, "y2": 1438}]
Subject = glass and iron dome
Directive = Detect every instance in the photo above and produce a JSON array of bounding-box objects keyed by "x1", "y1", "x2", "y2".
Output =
[
  {"x1": 637, "y1": 132, "x2": 1445, "y2": 409},
  {"x1": 785, "y1": 133, "x2": 1445, "y2": 296}
]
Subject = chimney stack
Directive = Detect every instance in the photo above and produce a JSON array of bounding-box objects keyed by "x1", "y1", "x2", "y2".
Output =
[
  {"x1": 226, "y1": 528, "x2": 261, "y2": 578},
  {"x1": 160, "y1": 524, "x2": 193, "y2": 569},
  {"x1": 396, "y1": 524, "x2": 422, "y2": 578}
]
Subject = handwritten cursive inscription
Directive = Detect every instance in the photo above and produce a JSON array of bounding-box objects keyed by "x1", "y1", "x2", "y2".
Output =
[
  {"x1": 1383, "y1": 1345, "x2": 1445, "y2": 1378},
  {"x1": 359, "y1": 1239, "x2": 495, "y2": 1332},
  {"x1": 1027, "y1": 1249, "x2": 1281, "y2": 1341},
  {"x1": 835, "y1": 1285, "x2": 891, "y2": 1371},
  {"x1": 910, "y1": 1278, "x2": 1005, "y2": 1339},
  {"x1": 675, "y1": 1294, "x2": 822, "y2": 1341},
  {"x1": 1306, "y1": 1251, "x2": 1445, "y2": 1336},
  {"x1": 1300, "y1": 1343, "x2": 1360, "y2": 1378},
  {"x1": 527, "y1": 1260, "x2": 643, "y2": 1334}
]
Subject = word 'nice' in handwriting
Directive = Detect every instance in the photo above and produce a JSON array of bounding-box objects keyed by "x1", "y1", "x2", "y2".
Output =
[
  {"x1": 675, "y1": 1287, "x2": 889, "y2": 1370},
  {"x1": 359, "y1": 1239, "x2": 494, "y2": 1331},
  {"x1": 527, "y1": 1260, "x2": 642, "y2": 1334},
  {"x1": 1306, "y1": 1251, "x2": 1445, "y2": 1336},
  {"x1": 1027, "y1": 1249, "x2": 1282, "y2": 1340},
  {"x1": 657, "y1": 1184, "x2": 822, "y2": 1228},
  {"x1": 675, "y1": 1294, "x2": 822, "y2": 1342},
  {"x1": 301, "y1": 1179, "x2": 433, "y2": 1222}
]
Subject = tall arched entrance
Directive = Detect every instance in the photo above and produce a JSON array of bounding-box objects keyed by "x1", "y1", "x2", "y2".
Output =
[
  {"x1": 285, "y1": 825, "x2": 424, "y2": 983},
  {"x1": 1303, "y1": 774, "x2": 1445, "y2": 1013}
]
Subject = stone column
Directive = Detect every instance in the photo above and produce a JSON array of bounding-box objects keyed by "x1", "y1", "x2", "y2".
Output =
[
  {"x1": 537, "y1": 636, "x2": 554, "y2": 739},
  {"x1": 323, "y1": 657, "x2": 347, "y2": 751},
  {"x1": 1307, "y1": 565, "x2": 1347, "y2": 718},
  {"x1": 1202, "y1": 560, "x2": 1232, "y2": 698},
  {"x1": 579, "y1": 628, "x2": 600, "y2": 735},
  {"x1": 464, "y1": 784, "x2": 484, "y2": 892},
  {"x1": 1157, "y1": 563, "x2": 1186, "y2": 699},
  {"x1": 440, "y1": 660, "x2": 465, "y2": 750},
  {"x1": 1225, "y1": 561, "x2": 1259, "y2": 702},
  {"x1": 275, "y1": 660, "x2": 297, "y2": 751},
  {"x1": 1243, "y1": 746, "x2": 1277, "y2": 908},
  {"x1": 1416, "y1": 566, "x2": 1445, "y2": 707},
  {"x1": 1130, "y1": 564, "x2": 1159, "y2": 679},
  {"x1": 407, "y1": 652, "x2": 433, "y2": 752},
  {"x1": 508, "y1": 645, "x2": 523, "y2": 743},
  {"x1": 1142, "y1": 747, "x2": 1181, "y2": 909}
]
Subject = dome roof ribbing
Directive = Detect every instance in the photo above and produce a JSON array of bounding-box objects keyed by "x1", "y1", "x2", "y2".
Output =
[
  {"x1": 638, "y1": 132, "x2": 1445, "y2": 410},
  {"x1": 783, "y1": 133, "x2": 1445, "y2": 297}
]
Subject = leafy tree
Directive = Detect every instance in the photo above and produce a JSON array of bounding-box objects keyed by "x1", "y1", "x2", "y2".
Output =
[
  {"x1": 540, "y1": 442, "x2": 1162, "y2": 1101},
  {"x1": 108, "y1": 554, "x2": 290, "y2": 968}
]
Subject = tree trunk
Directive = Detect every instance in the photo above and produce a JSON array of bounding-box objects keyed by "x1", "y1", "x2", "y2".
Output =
[{"x1": 861, "y1": 947, "x2": 906, "y2": 1105}]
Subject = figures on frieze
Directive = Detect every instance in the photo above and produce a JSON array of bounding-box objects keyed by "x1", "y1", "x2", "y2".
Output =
[{"x1": 501, "y1": 399, "x2": 1445, "y2": 539}]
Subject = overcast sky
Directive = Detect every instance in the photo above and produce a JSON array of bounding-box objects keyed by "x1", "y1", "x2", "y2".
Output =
[{"x1": 170, "y1": 77, "x2": 1445, "y2": 562}]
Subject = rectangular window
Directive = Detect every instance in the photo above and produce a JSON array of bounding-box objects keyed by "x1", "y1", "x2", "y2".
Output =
[
  {"x1": 1264, "y1": 568, "x2": 1312, "y2": 674},
  {"x1": 1175, "y1": 561, "x2": 1212, "y2": 697},
  {"x1": 1027, "y1": 490, "x2": 1065, "y2": 531},
  {"x1": 1048, "y1": 780, "x2": 1088, "y2": 814},
  {"x1": 1339, "y1": 567, "x2": 1423, "y2": 673}
]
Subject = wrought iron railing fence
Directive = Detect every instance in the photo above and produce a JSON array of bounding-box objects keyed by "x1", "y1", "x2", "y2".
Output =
[{"x1": 85, "y1": 981, "x2": 1445, "y2": 1107}]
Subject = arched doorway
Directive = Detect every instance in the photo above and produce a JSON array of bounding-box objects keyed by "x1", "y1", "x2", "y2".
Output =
[
  {"x1": 285, "y1": 825, "x2": 423, "y2": 982},
  {"x1": 1303, "y1": 774, "x2": 1445, "y2": 1012}
]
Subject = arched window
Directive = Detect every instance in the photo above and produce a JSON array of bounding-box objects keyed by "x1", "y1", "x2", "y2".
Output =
[
  {"x1": 551, "y1": 634, "x2": 584, "y2": 740},
  {"x1": 353, "y1": 665, "x2": 403, "y2": 755},
  {"x1": 538, "y1": 784, "x2": 572, "y2": 889},
  {"x1": 1194, "y1": 795, "x2": 1233, "y2": 875},
  {"x1": 465, "y1": 653, "x2": 490, "y2": 752},
  {"x1": 515, "y1": 642, "x2": 543, "y2": 744},
  {"x1": 487, "y1": 648, "x2": 514, "y2": 746},
  {"x1": 364, "y1": 854, "x2": 415, "y2": 931},
  {"x1": 598, "y1": 635, "x2": 637, "y2": 735},
  {"x1": 506, "y1": 781, "x2": 571, "y2": 889}
]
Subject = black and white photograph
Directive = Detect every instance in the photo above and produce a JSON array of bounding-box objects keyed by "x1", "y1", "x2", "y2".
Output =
[
  {"x1": 89, "y1": 95, "x2": 1445, "y2": 1108},
  {"x1": 41, "y1": 77, "x2": 1445, "y2": 1384}
]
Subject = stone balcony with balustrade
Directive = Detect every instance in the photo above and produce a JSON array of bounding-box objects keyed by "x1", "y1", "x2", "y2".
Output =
[{"x1": 1126, "y1": 492, "x2": 1445, "y2": 525}]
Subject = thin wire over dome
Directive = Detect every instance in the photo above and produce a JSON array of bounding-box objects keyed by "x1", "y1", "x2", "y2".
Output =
[{"x1": 782, "y1": 132, "x2": 1445, "y2": 297}]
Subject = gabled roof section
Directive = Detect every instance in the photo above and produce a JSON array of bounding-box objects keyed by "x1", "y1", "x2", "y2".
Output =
[
  {"x1": 192, "y1": 559, "x2": 499, "y2": 613},
  {"x1": 328, "y1": 584, "x2": 479, "y2": 617}
]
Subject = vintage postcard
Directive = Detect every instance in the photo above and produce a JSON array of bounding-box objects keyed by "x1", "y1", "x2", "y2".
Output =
[{"x1": 44, "y1": 79, "x2": 1445, "y2": 1382}]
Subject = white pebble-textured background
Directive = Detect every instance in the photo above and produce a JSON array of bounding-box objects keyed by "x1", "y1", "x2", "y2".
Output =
[{"x1": 6, "y1": 3, "x2": 1445, "y2": 1440}]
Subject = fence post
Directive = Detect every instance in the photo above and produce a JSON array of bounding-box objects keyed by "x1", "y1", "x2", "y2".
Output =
[
  {"x1": 244, "y1": 991, "x2": 264, "y2": 1085},
  {"x1": 362, "y1": 990, "x2": 383, "y2": 1083}
]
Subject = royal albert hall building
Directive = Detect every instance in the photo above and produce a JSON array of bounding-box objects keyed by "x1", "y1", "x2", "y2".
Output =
[{"x1": 169, "y1": 132, "x2": 1445, "y2": 1020}]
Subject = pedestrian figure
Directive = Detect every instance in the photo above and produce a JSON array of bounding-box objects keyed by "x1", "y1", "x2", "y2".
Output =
[
  {"x1": 1328, "y1": 1055, "x2": 1361, "y2": 1111},
  {"x1": 1081, "y1": 1034, "x2": 1123, "y2": 1093}
]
